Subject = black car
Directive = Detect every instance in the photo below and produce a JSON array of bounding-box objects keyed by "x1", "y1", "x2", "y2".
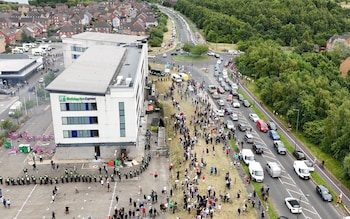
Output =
[
  {"x1": 238, "y1": 123, "x2": 247, "y2": 132},
  {"x1": 252, "y1": 143, "x2": 264, "y2": 154},
  {"x1": 316, "y1": 185, "x2": 333, "y2": 202},
  {"x1": 171, "y1": 52, "x2": 178, "y2": 56},
  {"x1": 267, "y1": 120, "x2": 277, "y2": 130},
  {"x1": 293, "y1": 150, "x2": 305, "y2": 160}
]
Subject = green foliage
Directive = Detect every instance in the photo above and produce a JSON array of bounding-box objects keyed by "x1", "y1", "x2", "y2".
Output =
[
  {"x1": 21, "y1": 32, "x2": 35, "y2": 43},
  {"x1": 191, "y1": 44, "x2": 208, "y2": 56},
  {"x1": 235, "y1": 39, "x2": 350, "y2": 173},
  {"x1": 174, "y1": 0, "x2": 350, "y2": 46},
  {"x1": 0, "y1": 120, "x2": 16, "y2": 132},
  {"x1": 182, "y1": 43, "x2": 193, "y2": 53},
  {"x1": 147, "y1": 12, "x2": 168, "y2": 47}
]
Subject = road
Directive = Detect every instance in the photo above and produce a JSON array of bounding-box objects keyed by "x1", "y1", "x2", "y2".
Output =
[{"x1": 157, "y1": 7, "x2": 346, "y2": 219}]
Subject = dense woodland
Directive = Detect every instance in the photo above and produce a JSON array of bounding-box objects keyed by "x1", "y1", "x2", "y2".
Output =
[{"x1": 175, "y1": 0, "x2": 350, "y2": 179}]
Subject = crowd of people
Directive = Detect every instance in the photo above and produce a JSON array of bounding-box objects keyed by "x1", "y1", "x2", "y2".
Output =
[{"x1": 158, "y1": 77, "x2": 268, "y2": 218}]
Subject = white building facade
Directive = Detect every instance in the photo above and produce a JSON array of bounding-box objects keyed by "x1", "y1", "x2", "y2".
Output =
[{"x1": 47, "y1": 39, "x2": 149, "y2": 160}]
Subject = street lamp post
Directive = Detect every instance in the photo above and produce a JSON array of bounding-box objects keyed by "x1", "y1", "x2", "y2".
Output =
[{"x1": 293, "y1": 108, "x2": 300, "y2": 150}]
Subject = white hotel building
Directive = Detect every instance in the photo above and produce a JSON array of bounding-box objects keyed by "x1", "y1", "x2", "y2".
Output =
[{"x1": 46, "y1": 33, "x2": 149, "y2": 160}]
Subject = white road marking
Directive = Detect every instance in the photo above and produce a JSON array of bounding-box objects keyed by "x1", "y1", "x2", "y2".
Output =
[
  {"x1": 108, "y1": 182, "x2": 118, "y2": 216},
  {"x1": 14, "y1": 184, "x2": 38, "y2": 219}
]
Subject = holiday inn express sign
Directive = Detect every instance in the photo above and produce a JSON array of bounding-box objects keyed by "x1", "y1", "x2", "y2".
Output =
[{"x1": 59, "y1": 95, "x2": 96, "y2": 102}]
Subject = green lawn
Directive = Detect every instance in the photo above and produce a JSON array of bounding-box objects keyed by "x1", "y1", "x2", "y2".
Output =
[{"x1": 173, "y1": 54, "x2": 211, "y2": 62}]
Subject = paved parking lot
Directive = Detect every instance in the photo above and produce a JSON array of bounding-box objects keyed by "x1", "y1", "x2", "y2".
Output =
[{"x1": 0, "y1": 112, "x2": 170, "y2": 219}]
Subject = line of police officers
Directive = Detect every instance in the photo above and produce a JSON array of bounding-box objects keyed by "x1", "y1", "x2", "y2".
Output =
[{"x1": 0, "y1": 153, "x2": 152, "y2": 186}]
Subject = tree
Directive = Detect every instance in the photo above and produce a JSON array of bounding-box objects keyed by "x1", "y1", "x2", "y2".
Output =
[
  {"x1": 182, "y1": 43, "x2": 194, "y2": 53},
  {"x1": 191, "y1": 44, "x2": 208, "y2": 56}
]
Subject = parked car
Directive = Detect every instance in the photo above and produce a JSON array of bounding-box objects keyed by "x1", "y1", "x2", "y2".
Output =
[
  {"x1": 256, "y1": 119, "x2": 269, "y2": 132},
  {"x1": 215, "y1": 109, "x2": 225, "y2": 117},
  {"x1": 211, "y1": 92, "x2": 220, "y2": 99},
  {"x1": 225, "y1": 107, "x2": 233, "y2": 115},
  {"x1": 214, "y1": 71, "x2": 219, "y2": 77},
  {"x1": 243, "y1": 100, "x2": 250, "y2": 107},
  {"x1": 285, "y1": 197, "x2": 302, "y2": 214},
  {"x1": 230, "y1": 113, "x2": 238, "y2": 121},
  {"x1": 207, "y1": 51, "x2": 215, "y2": 56},
  {"x1": 244, "y1": 133, "x2": 254, "y2": 144},
  {"x1": 39, "y1": 77, "x2": 44, "y2": 83},
  {"x1": 249, "y1": 113, "x2": 260, "y2": 122},
  {"x1": 224, "y1": 84, "x2": 231, "y2": 91},
  {"x1": 226, "y1": 120, "x2": 235, "y2": 130},
  {"x1": 238, "y1": 94, "x2": 244, "y2": 101},
  {"x1": 316, "y1": 185, "x2": 333, "y2": 202},
  {"x1": 0, "y1": 89, "x2": 11, "y2": 95},
  {"x1": 238, "y1": 123, "x2": 247, "y2": 132},
  {"x1": 267, "y1": 120, "x2": 277, "y2": 130},
  {"x1": 293, "y1": 150, "x2": 305, "y2": 160},
  {"x1": 304, "y1": 160, "x2": 315, "y2": 172},
  {"x1": 226, "y1": 94, "x2": 233, "y2": 102},
  {"x1": 269, "y1": 130, "x2": 280, "y2": 140},
  {"x1": 217, "y1": 99, "x2": 225, "y2": 106},
  {"x1": 252, "y1": 143, "x2": 264, "y2": 154},
  {"x1": 273, "y1": 141, "x2": 287, "y2": 155},
  {"x1": 28, "y1": 86, "x2": 35, "y2": 92},
  {"x1": 230, "y1": 82, "x2": 238, "y2": 90},
  {"x1": 217, "y1": 86, "x2": 225, "y2": 94},
  {"x1": 232, "y1": 99, "x2": 241, "y2": 108},
  {"x1": 231, "y1": 88, "x2": 238, "y2": 96}
]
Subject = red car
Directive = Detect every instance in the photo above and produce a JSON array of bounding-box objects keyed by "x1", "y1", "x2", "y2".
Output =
[
  {"x1": 226, "y1": 94, "x2": 233, "y2": 102},
  {"x1": 217, "y1": 86, "x2": 225, "y2": 94}
]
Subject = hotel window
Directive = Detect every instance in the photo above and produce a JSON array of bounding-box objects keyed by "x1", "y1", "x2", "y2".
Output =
[
  {"x1": 62, "y1": 116, "x2": 98, "y2": 125},
  {"x1": 60, "y1": 103, "x2": 97, "y2": 111},
  {"x1": 63, "y1": 130, "x2": 99, "y2": 138},
  {"x1": 119, "y1": 102, "x2": 125, "y2": 137},
  {"x1": 72, "y1": 54, "x2": 80, "y2": 59}
]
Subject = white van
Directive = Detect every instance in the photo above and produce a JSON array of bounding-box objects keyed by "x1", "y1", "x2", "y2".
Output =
[
  {"x1": 249, "y1": 161, "x2": 264, "y2": 182},
  {"x1": 242, "y1": 149, "x2": 255, "y2": 165},
  {"x1": 9, "y1": 101, "x2": 22, "y2": 116},
  {"x1": 266, "y1": 162, "x2": 282, "y2": 178},
  {"x1": 293, "y1": 160, "x2": 310, "y2": 180},
  {"x1": 171, "y1": 74, "x2": 182, "y2": 83}
]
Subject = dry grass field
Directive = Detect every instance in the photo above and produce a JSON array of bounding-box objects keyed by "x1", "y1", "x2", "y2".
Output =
[{"x1": 149, "y1": 72, "x2": 259, "y2": 219}]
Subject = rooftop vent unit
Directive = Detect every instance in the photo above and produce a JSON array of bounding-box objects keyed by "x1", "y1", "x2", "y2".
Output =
[
  {"x1": 116, "y1": 76, "x2": 123, "y2": 85},
  {"x1": 125, "y1": 77, "x2": 132, "y2": 87}
]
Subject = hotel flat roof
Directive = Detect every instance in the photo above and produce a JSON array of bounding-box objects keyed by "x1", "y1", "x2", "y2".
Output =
[
  {"x1": 46, "y1": 45, "x2": 141, "y2": 95},
  {"x1": 70, "y1": 32, "x2": 148, "y2": 44}
]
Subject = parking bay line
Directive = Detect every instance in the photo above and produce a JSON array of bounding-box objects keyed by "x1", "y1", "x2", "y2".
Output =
[{"x1": 14, "y1": 184, "x2": 38, "y2": 219}]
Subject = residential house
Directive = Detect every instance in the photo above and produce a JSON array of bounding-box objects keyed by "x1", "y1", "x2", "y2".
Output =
[
  {"x1": 340, "y1": 57, "x2": 350, "y2": 77},
  {"x1": 55, "y1": 3, "x2": 69, "y2": 13},
  {"x1": 0, "y1": 17, "x2": 12, "y2": 29},
  {"x1": 19, "y1": 17, "x2": 34, "y2": 27},
  {"x1": 52, "y1": 13, "x2": 69, "y2": 25},
  {"x1": 0, "y1": 35, "x2": 6, "y2": 53},
  {"x1": 92, "y1": 21, "x2": 111, "y2": 33},
  {"x1": 26, "y1": 11, "x2": 42, "y2": 19},
  {"x1": 0, "y1": 28, "x2": 16, "y2": 45},
  {"x1": 326, "y1": 35, "x2": 350, "y2": 51},
  {"x1": 34, "y1": 17, "x2": 50, "y2": 31},
  {"x1": 145, "y1": 16, "x2": 158, "y2": 28}
]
